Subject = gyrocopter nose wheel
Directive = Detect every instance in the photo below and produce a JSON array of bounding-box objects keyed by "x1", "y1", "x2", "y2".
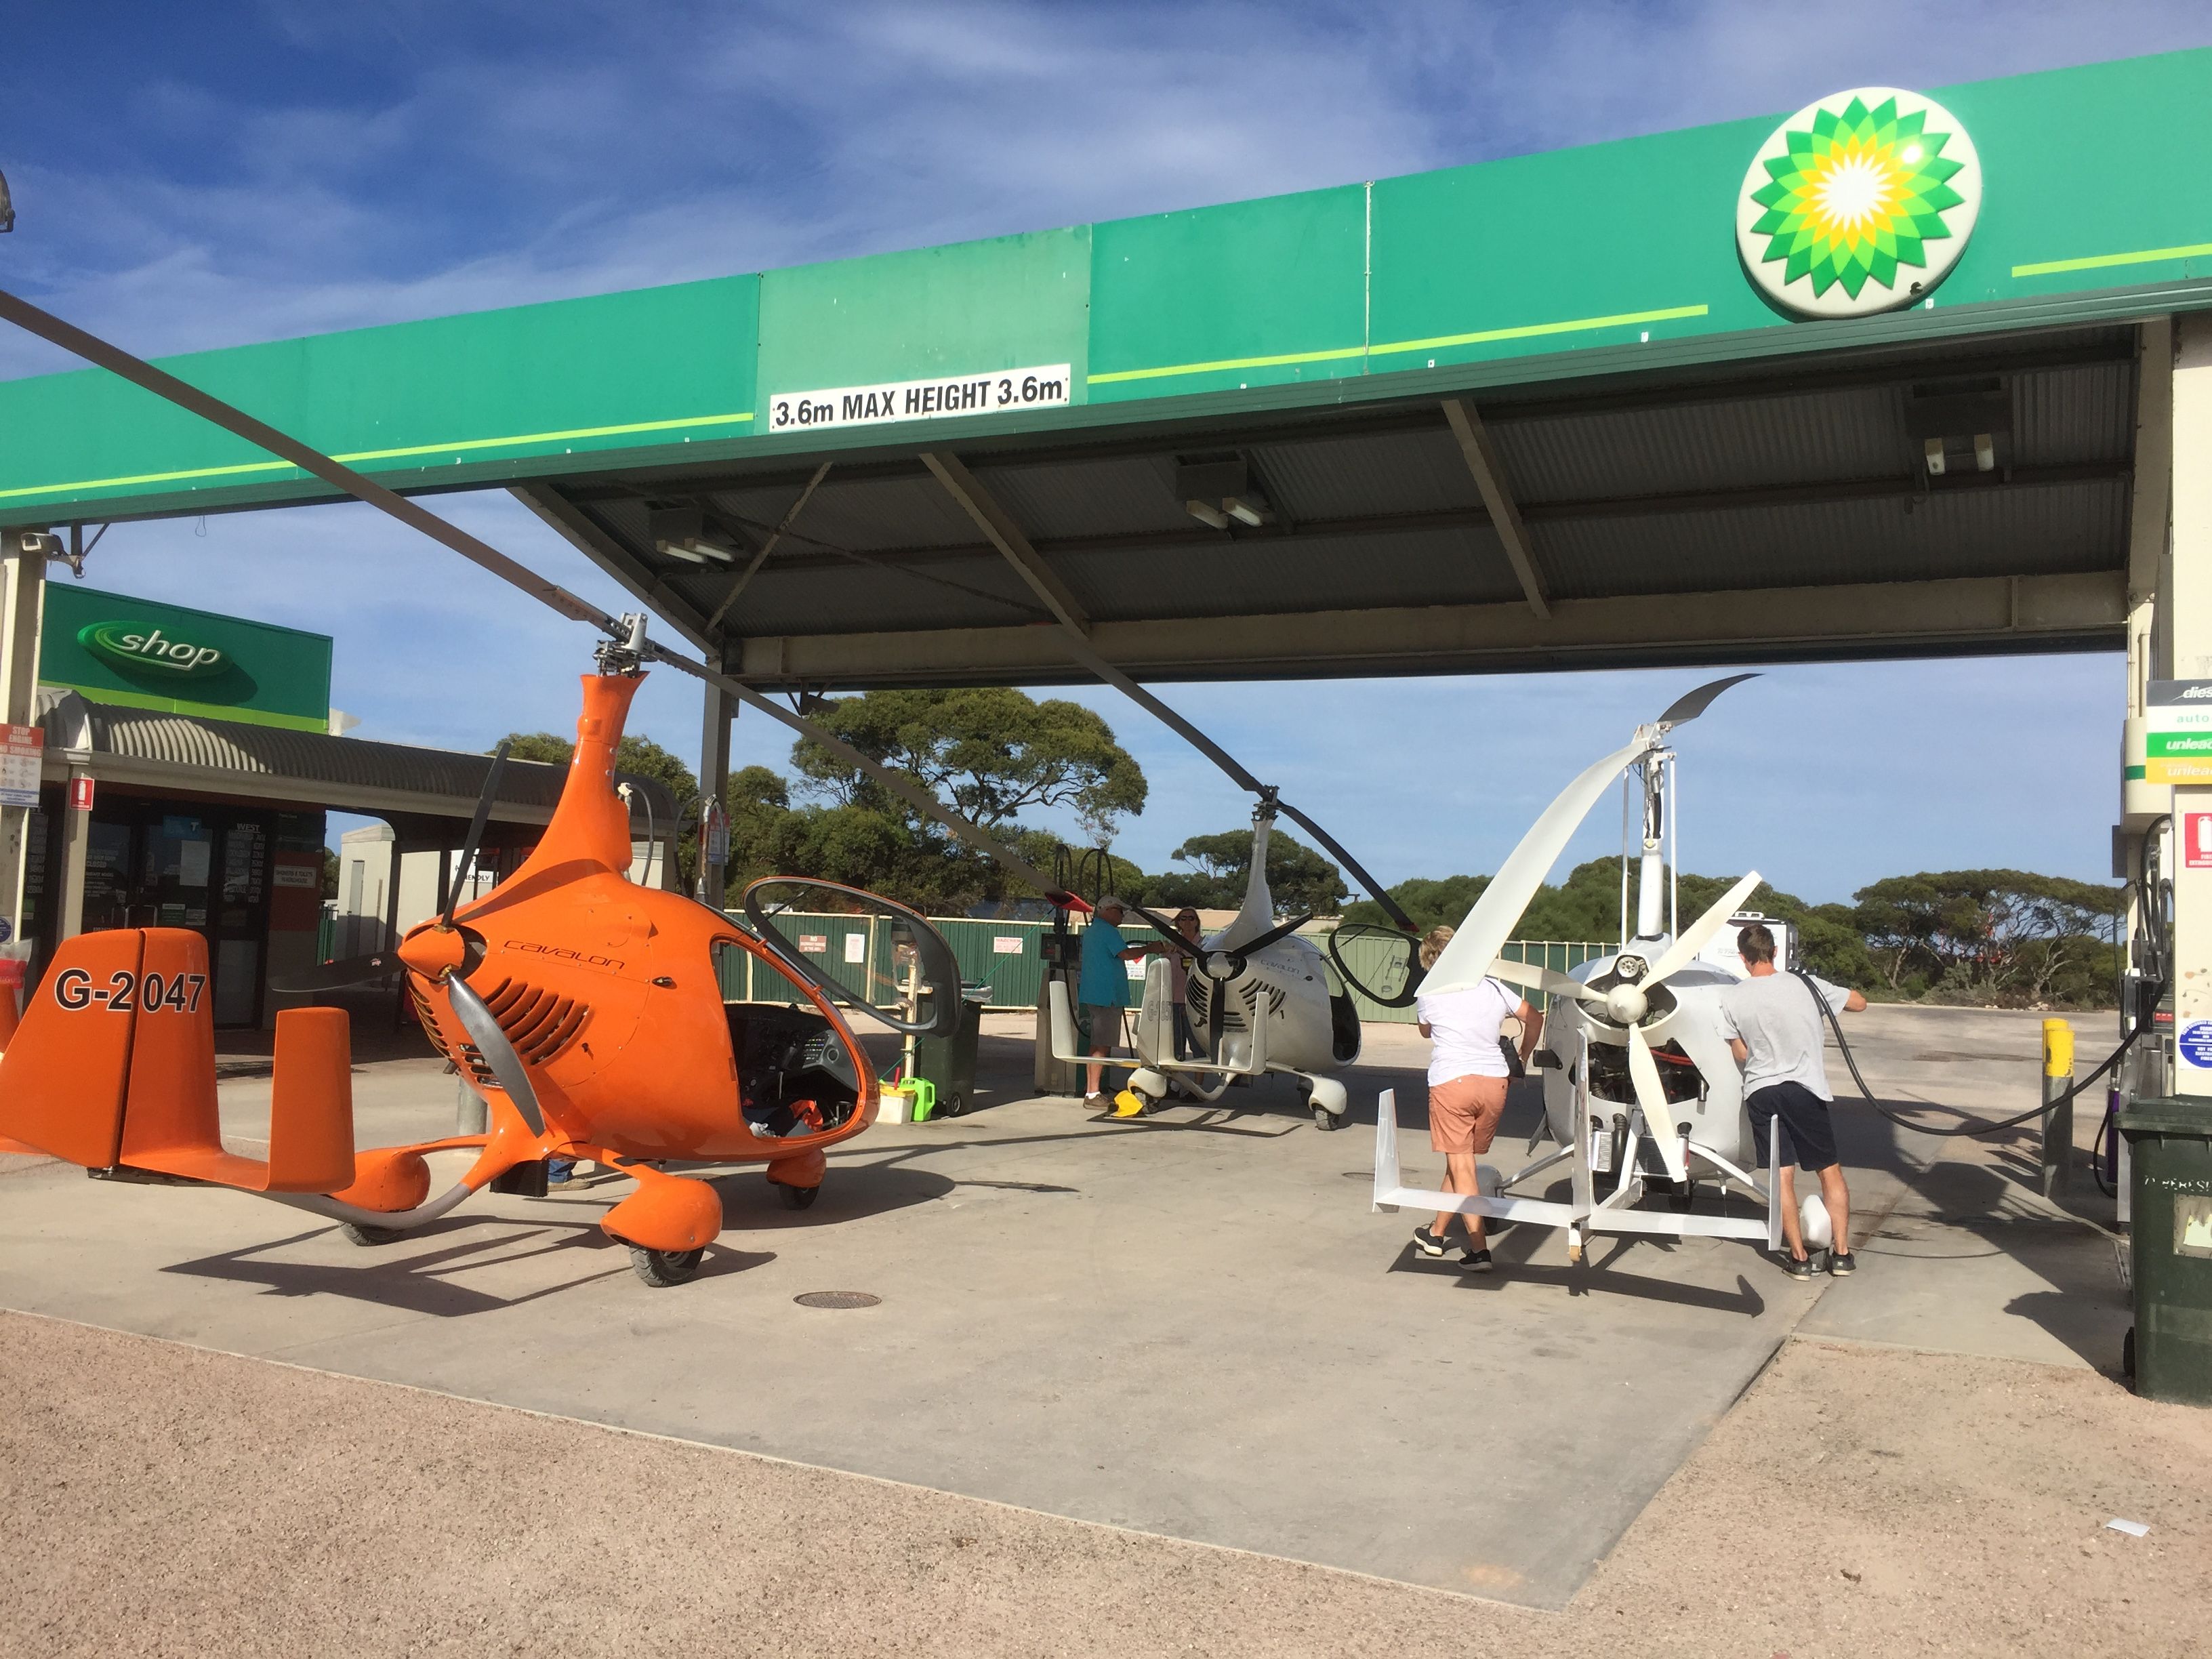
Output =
[{"x1": 628, "y1": 1246, "x2": 706, "y2": 1288}]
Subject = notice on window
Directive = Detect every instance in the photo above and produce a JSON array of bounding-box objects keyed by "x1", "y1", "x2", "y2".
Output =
[
  {"x1": 994, "y1": 936, "x2": 1025, "y2": 954},
  {"x1": 272, "y1": 865, "x2": 319, "y2": 889},
  {"x1": 766, "y1": 365, "x2": 1071, "y2": 434},
  {"x1": 0, "y1": 724, "x2": 41, "y2": 808},
  {"x1": 178, "y1": 840, "x2": 212, "y2": 888}
]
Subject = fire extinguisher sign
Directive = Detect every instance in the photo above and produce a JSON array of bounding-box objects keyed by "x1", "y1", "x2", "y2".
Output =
[{"x1": 2186, "y1": 811, "x2": 2212, "y2": 870}]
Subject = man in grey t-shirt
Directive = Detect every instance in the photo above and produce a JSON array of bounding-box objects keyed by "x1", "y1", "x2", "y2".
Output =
[{"x1": 1717, "y1": 923, "x2": 1867, "y2": 1279}]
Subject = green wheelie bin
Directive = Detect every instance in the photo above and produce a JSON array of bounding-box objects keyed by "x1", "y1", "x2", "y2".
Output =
[
  {"x1": 2117, "y1": 1095, "x2": 2212, "y2": 1404},
  {"x1": 913, "y1": 982, "x2": 990, "y2": 1118}
]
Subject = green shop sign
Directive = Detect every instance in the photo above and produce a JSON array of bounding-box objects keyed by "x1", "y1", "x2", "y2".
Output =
[
  {"x1": 78, "y1": 621, "x2": 229, "y2": 679},
  {"x1": 40, "y1": 585, "x2": 333, "y2": 733}
]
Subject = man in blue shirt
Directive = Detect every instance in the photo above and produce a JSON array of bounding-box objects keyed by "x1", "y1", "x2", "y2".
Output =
[{"x1": 1079, "y1": 895, "x2": 1161, "y2": 1103}]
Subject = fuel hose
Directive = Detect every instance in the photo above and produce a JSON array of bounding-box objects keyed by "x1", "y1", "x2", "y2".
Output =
[{"x1": 1791, "y1": 968, "x2": 2148, "y2": 1139}]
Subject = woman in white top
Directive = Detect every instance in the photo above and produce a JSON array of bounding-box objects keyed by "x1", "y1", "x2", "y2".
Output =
[{"x1": 1412, "y1": 924, "x2": 1540, "y2": 1271}]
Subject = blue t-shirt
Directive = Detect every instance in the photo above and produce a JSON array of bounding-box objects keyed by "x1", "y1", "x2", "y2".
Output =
[{"x1": 1078, "y1": 918, "x2": 1133, "y2": 1007}]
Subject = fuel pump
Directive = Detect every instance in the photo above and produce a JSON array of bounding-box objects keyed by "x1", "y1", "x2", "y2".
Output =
[{"x1": 1033, "y1": 844, "x2": 1109, "y2": 1095}]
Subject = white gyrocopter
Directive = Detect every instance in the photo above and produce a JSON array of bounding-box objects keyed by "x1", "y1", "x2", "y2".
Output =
[
  {"x1": 1042, "y1": 795, "x2": 1362, "y2": 1128},
  {"x1": 1369, "y1": 676, "x2": 1819, "y2": 1265}
]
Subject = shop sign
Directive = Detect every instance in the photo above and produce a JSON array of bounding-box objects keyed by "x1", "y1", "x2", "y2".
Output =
[
  {"x1": 1737, "y1": 87, "x2": 1982, "y2": 318},
  {"x1": 78, "y1": 621, "x2": 229, "y2": 679},
  {"x1": 766, "y1": 364, "x2": 1071, "y2": 434},
  {"x1": 0, "y1": 724, "x2": 41, "y2": 808}
]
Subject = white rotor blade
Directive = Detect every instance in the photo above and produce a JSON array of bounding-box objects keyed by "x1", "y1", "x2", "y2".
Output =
[
  {"x1": 1647, "y1": 870, "x2": 1763, "y2": 985},
  {"x1": 1486, "y1": 957, "x2": 1605, "y2": 1005},
  {"x1": 1423, "y1": 737, "x2": 1656, "y2": 996},
  {"x1": 1626, "y1": 1023, "x2": 1687, "y2": 1182}
]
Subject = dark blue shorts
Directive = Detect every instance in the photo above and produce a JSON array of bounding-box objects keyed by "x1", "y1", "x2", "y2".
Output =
[{"x1": 1746, "y1": 1080, "x2": 1840, "y2": 1173}]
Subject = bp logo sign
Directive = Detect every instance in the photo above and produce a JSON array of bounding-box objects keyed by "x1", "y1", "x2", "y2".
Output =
[
  {"x1": 78, "y1": 621, "x2": 229, "y2": 680},
  {"x1": 1736, "y1": 87, "x2": 1981, "y2": 318}
]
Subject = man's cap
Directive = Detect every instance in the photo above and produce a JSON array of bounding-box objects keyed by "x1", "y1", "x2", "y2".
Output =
[{"x1": 1096, "y1": 893, "x2": 1128, "y2": 912}]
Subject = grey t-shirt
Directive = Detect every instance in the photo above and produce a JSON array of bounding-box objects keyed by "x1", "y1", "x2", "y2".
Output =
[{"x1": 1717, "y1": 971, "x2": 1851, "y2": 1101}]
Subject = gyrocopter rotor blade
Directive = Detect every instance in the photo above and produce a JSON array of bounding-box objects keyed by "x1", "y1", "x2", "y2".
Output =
[
  {"x1": 1484, "y1": 958, "x2": 1606, "y2": 1006},
  {"x1": 446, "y1": 973, "x2": 546, "y2": 1134},
  {"x1": 1656, "y1": 673, "x2": 1759, "y2": 731},
  {"x1": 1422, "y1": 675, "x2": 1759, "y2": 998},
  {"x1": 1625, "y1": 1023, "x2": 1687, "y2": 1183},
  {"x1": 270, "y1": 951, "x2": 401, "y2": 994},
  {"x1": 1644, "y1": 869, "x2": 1764, "y2": 987},
  {"x1": 1420, "y1": 737, "x2": 1652, "y2": 998}
]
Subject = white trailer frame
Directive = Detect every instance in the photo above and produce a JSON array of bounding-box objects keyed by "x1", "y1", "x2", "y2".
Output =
[{"x1": 1370, "y1": 1035, "x2": 1783, "y2": 1263}]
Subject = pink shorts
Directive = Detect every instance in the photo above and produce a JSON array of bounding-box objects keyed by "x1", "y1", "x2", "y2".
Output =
[{"x1": 1429, "y1": 1073, "x2": 1509, "y2": 1155}]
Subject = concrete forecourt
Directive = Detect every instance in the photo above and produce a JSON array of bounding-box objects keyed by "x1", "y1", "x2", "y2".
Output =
[{"x1": 3, "y1": 1010, "x2": 2205, "y2": 1656}]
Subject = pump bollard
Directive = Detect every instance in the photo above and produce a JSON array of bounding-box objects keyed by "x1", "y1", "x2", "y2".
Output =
[{"x1": 2039, "y1": 1018, "x2": 2074, "y2": 1198}]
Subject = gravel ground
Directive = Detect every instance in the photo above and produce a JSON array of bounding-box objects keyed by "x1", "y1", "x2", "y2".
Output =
[{"x1": 3, "y1": 1311, "x2": 2205, "y2": 1659}]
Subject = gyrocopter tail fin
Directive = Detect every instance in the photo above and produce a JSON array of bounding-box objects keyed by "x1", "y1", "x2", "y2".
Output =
[{"x1": 0, "y1": 928, "x2": 354, "y2": 1193}]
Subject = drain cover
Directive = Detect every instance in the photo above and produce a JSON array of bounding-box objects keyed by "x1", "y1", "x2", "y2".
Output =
[{"x1": 794, "y1": 1290, "x2": 881, "y2": 1309}]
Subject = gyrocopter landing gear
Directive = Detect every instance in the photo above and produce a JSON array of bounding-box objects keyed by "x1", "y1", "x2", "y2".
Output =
[
  {"x1": 340, "y1": 1222, "x2": 405, "y2": 1246},
  {"x1": 1301, "y1": 1072, "x2": 1349, "y2": 1131},
  {"x1": 766, "y1": 1148, "x2": 825, "y2": 1212},
  {"x1": 628, "y1": 1246, "x2": 705, "y2": 1288}
]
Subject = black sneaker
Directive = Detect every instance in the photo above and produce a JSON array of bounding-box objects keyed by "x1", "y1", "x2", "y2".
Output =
[
  {"x1": 1781, "y1": 1253, "x2": 1814, "y2": 1281},
  {"x1": 1460, "y1": 1248, "x2": 1494, "y2": 1273},
  {"x1": 1412, "y1": 1226, "x2": 1452, "y2": 1258},
  {"x1": 1828, "y1": 1250, "x2": 1857, "y2": 1277}
]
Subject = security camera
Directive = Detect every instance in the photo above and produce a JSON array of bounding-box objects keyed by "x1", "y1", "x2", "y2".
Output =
[{"x1": 7, "y1": 530, "x2": 85, "y2": 577}]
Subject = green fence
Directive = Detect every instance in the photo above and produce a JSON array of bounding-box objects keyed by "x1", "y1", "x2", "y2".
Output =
[{"x1": 718, "y1": 913, "x2": 1611, "y2": 1024}]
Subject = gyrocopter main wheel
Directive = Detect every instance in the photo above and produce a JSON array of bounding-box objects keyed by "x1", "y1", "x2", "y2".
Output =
[
  {"x1": 779, "y1": 1183, "x2": 820, "y2": 1210},
  {"x1": 628, "y1": 1246, "x2": 705, "y2": 1288},
  {"x1": 340, "y1": 1222, "x2": 405, "y2": 1246},
  {"x1": 1311, "y1": 1104, "x2": 1341, "y2": 1131}
]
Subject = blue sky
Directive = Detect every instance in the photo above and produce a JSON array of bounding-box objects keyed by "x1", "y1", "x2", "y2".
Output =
[{"x1": 1, "y1": 1, "x2": 2203, "y2": 904}]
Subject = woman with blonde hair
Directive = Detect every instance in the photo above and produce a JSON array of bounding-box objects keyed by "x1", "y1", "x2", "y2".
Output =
[{"x1": 1412, "y1": 924, "x2": 1540, "y2": 1271}]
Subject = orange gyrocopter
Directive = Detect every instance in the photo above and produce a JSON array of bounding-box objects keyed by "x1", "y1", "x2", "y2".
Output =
[{"x1": 0, "y1": 634, "x2": 964, "y2": 1286}]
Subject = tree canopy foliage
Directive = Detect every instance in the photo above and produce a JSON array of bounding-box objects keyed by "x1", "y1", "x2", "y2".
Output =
[
  {"x1": 790, "y1": 689, "x2": 1146, "y2": 838},
  {"x1": 1344, "y1": 857, "x2": 2123, "y2": 1008}
]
